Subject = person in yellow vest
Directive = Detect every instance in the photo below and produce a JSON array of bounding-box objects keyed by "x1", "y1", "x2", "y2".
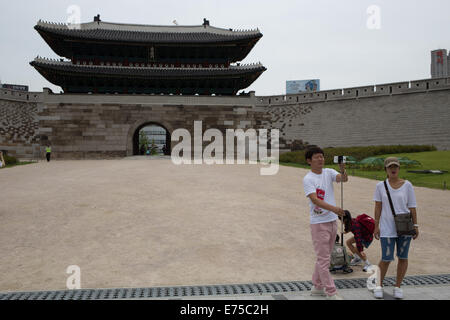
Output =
[{"x1": 45, "y1": 144, "x2": 52, "y2": 162}]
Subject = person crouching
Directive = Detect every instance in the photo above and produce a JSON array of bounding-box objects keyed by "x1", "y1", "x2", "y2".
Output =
[{"x1": 342, "y1": 211, "x2": 374, "y2": 272}]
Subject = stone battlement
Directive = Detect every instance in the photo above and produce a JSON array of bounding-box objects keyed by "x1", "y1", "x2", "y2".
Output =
[
  {"x1": 1, "y1": 87, "x2": 258, "y2": 106},
  {"x1": 257, "y1": 77, "x2": 450, "y2": 106},
  {"x1": 0, "y1": 88, "x2": 42, "y2": 103},
  {"x1": 2, "y1": 77, "x2": 449, "y2": 105}
]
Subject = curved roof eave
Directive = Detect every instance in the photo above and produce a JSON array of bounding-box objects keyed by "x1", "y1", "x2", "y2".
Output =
[
  {"x1": 34, "y1": 20, "x2": 263, "y2": 44},
  {"x1": 30, "y1": 58, "x2": 267, "y2": 78}
]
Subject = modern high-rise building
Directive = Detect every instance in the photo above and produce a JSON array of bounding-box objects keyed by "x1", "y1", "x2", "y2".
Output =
[{"x1": 431, "y1": 49, "x2": 450, "y2": 78}]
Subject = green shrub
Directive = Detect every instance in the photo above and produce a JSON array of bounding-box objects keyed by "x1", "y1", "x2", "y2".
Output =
[
  {"x1": 4, "y1": 154, "x2": 18, "y2": 166},
  {"x1": 279, "y1": 151, "x2": 306, "y2": 164},
  {"x1": 359, "y1": 164, "x2": 385, "y2": 171},
  {"x1": 280, "y1": 145, "x2": 436, "y2": 165}
]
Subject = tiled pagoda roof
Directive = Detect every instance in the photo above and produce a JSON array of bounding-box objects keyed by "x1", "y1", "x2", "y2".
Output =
[
  {"x1": 30, "y1": 57, "x2": 266, "y2": 77},
  {"x1": 35, "y1": 20, "x2": 262, "y2": 43}
]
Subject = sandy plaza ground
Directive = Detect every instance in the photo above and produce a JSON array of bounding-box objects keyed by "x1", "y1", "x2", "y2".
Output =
[{"x1": 0, "y1": 158, "x2": 449, "y2": 292}]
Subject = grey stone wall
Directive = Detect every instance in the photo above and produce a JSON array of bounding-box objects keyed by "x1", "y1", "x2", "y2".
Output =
[
  {"x1": 0, "y1": 98, "x2": 40, "y2": 158},
  {"x1": 258, "y1": 77, "x2": 450, "y2": 150},
  {"x1": 0, "y1": 88, "x2": 269, "y2": 160},
  {"x1": 37, "y1": 99, "x2": 267, "y2": 159},
  {"x1": 1, "y1": 76, "x2": 450, "y2": 160}
]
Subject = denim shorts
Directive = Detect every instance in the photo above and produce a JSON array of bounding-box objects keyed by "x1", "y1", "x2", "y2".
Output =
[{"x1": 380, "y1": 236, "x2": 412, "y2": 261}]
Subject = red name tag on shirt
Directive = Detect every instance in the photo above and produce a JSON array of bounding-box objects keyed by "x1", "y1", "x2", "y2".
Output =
[{"x1": 316, "y1": 188, "x2": 325, "y2": 200}]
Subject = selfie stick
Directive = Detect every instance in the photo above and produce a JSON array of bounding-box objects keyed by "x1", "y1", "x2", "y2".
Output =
[{"x1": 339, "y1": 156, "x2": 344, "y2": 246}]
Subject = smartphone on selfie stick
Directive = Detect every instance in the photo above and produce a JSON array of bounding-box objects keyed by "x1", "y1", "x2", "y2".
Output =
[{"x1": 334, "y1": 156, "x2": 346, "y2": 245}]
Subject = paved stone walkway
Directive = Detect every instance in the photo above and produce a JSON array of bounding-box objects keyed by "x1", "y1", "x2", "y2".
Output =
[
  {"x1": 165, "y1": 284, "x2": 450, "y2": 300},
  {"x1": 1, "y1": 158, "x2": 449, "y2": 293}
]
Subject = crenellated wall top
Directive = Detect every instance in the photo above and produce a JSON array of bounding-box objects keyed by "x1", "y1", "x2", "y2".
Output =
[{"x1": 257, "y1": 77, "x2": 450, "y2": 106}]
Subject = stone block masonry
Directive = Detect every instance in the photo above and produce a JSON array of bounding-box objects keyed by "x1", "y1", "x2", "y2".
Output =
[
  {"x1": 35, "y1": 92, "x2": 268, "y2": 159},
  {"x1": 259, "y1": 77, "x2": 450, "y2": 150},
  {"x1": 1, "y1": 76, "x2": 450, "y2": 159},
  {"x1": 0, "y1": 98, "x2": 40, "y2": 158}
]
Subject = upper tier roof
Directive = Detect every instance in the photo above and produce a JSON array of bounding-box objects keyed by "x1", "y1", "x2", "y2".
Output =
[{"x1": 35, "y1": 19, "x2": 262, "y2": 43}]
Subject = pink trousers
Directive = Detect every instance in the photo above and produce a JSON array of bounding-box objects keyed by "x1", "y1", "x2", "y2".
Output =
[{"x1": 310, "y1": 220, "x2": 338, "y2": 296}]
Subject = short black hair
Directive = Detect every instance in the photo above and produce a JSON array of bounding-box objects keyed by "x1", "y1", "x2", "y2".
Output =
[{"x1": 305, "y1": 145, "x2": 324, "y2": 163}]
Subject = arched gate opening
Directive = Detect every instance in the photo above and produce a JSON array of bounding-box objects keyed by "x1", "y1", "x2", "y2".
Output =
[{"x1": 132, "y1": 122, "x2": 171, "y2": 156}]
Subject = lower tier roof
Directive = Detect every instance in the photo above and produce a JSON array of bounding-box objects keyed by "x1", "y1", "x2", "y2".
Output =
[{"x1": 30, "y1": 58, "x2": 266, "y2": 95}]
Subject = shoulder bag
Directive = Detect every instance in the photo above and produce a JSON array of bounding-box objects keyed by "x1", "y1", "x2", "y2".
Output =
[{"x1": 383, "y1": 180, "x2": 416, "y2": 236}]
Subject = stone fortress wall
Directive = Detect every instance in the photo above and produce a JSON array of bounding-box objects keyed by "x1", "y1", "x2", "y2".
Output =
[
  {"x1": 0, "y1": 88, "x2": 268, "y2": 159},
  {"x1": 257, "y1": 77, "x2": 450, "y2": 150},
  {"x1": 1, "y1": 76, "x2": 450, "y2": 159},
  {"x1": 36, "y1": 90, "x2": 267, "y2": 159},
  {"x1": 0, "y1": 88, "x2": 42, "y2": 158}
]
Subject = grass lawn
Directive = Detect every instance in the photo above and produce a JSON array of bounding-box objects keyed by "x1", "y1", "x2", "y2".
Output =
[
  {"x1": 281, "y1": 150, "x2": 450, "y2": 190},
  {"x1": 3, "y1": 161, "x2": 36, "y2": 169}
]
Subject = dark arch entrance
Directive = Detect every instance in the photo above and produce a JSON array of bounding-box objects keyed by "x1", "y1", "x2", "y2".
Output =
[{"x1": 132, "y1": 122, "x2": 171, "y2": 156}]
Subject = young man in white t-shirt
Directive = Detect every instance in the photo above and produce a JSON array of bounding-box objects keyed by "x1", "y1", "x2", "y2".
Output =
[{"x1": 303, "y1": 146, "x2": 347, "y2": 300}]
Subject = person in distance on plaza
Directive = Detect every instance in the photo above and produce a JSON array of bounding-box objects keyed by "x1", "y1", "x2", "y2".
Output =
[
  {"x1": 372, "y1": 157, "x2": 419, "y2": 300},
  {"x1": 303, "y1": 146, "x2": 348, "y2": 300},
  {"x1": 45, "y1": 143, "x2": 52, "y2": 162},
  {"x1": 0, "y1": 151, "x2": 5, "y2": 168}
]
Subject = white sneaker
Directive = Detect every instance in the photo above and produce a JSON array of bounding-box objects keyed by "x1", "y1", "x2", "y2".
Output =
[
  {"x1": 373, "y1": 286, "x2": 384, "y2": 299},
  {"x1": 326, "y1": 293, "x2": 344, "y2": 300},
  {"x1": 393, "y1": 287, "x2": 403, "y2": 299},
  {"x1": 310, "y1": 286, "x2": 326, "y2": 296},
  {"x1": 350, "y1": 256, "x2": 363, "y2": 266},
  {"x1": 363, "y1": 263, "x2": 372, "y2": 272}
]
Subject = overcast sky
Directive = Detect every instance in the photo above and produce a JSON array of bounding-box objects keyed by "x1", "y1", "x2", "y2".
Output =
[{"x1": 0, "y1": 0, "x2": 449, "y2": 95}]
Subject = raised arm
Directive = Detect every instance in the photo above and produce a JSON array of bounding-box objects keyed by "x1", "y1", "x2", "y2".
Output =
[{"x1": 336, "y1": 163, "x2": 348, "y2": 183}]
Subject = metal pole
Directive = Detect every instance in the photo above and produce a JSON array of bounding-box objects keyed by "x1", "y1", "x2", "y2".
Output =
[{"x1": 340, "y1": 163, "x2": 344, "y2": 246}]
